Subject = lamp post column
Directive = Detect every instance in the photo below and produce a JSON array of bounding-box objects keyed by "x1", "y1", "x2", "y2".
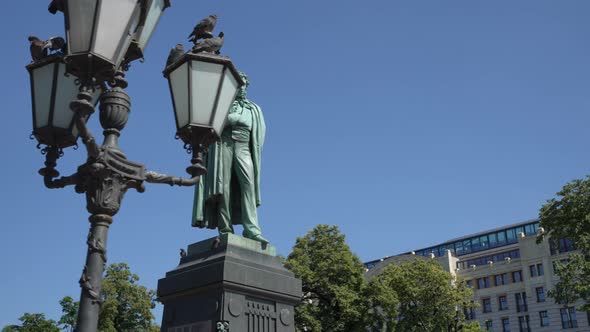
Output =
[{"x1": 72, "y1": 73, "x2": 145, "y2": 332}]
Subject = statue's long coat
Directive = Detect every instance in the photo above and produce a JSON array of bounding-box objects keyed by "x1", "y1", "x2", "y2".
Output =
[{"x1": 192, "y1": 101, "x2": 265, "y2": 229}]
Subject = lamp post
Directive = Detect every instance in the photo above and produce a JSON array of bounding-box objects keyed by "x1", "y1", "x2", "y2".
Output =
[{"x1": 27, "y1": 2, "x2": 243, "y2": 331}]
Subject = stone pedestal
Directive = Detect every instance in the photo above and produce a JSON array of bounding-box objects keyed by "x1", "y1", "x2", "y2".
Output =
[{"x1": 157, "y1": 234, "x2": 302, "y2": 332}]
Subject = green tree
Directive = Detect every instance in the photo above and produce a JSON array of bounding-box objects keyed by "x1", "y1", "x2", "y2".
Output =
[
  {"x1": 539, "y1": 176, "x2": 590, "y2": 311},
  {"x1": 3, "y1": 263, "x2": 159, "y2": 332},
  {"x1": 2, "y1": 313, "x2": 59, "y2": 332},
  {"x1": 98, "y1": 263, "x2": 159, "y2": 332},
  {"x1": 285, "y1": 225, "x2": 371, "y2": 332},
  {"x1": 58, "y1": 296, "x2": 78, "y2": 332},
  {"x1": 371, "y1": 258, "x2": 478, "y2": 332}
]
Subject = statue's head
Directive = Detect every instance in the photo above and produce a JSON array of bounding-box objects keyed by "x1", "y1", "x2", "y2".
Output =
[{"x1": 236, "y1": 72, "x2": 249, "y2": 100}]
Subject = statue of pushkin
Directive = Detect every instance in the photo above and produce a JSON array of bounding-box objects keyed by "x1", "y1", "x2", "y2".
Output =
[{"x1": 192, "y1": 72, "x2": 268, "y2": 244}]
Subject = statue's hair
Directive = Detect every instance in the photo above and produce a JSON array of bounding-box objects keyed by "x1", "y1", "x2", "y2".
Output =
[{"x1": 239, "y1": 72, "x2": 250, "y2": 87}]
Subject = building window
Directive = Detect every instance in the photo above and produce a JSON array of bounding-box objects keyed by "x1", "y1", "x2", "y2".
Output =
[
  {"x1": 498, "y1": 295, "x2": 508, "y2": 311},
  {"x1": 485, "y1": 319, "x2": 493, "y2": 331},
  {"x1": 529, "y1": 263, "x2": 544, "y2": 277},
  {"x1": 507, "y1": 228, "x2": 517, "y2": 243},
  {"x1": 518, "y1": 315, "x2": 530, "y2": 332},
  {"x1": 489, "y1": 233, "x2": 498, "y2": 248},
  {"x1": 515, "y1": 292, "x2": 527, "y2": 312},
  {"x1": 535, "y1": 287, "x2": 545, "y2": 302},
  {"x1": 560, "y1": 307, "x2": 578, "y2": 329},
  {"x1": 539, "y1": 310, "x2": 549, "y2": 327},
  {"x1": 512, "y1": 270, "x2": 522, "y2": 283},
  {"x1": 466, "y1": 280, "x2": 473, "y2": 288},
  {"x1": 483, "y1": 298, "x2": 492, "y2": 313},
  {"x1": 495, "y1": 273, "x2": 508, "y2": 286},
  {"x1": 478, "y1": 277, "x2": 491, "y2": 289},
  {"x1": 502, "y1": 317, "x2": 510, "y2": 332}
]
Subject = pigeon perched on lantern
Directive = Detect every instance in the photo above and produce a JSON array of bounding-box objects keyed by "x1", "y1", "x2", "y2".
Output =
[
  {"x1": 166, "y1": 43, "x2": 185, "y2": 68},
  {"x1": 192, "y1": 32, "x2": 224, "y2": 54},
  {"x1": 188, "y1": 15, "x2": 218, "y2": 44},
  {"x1": 28, "y1": 36, "x2": 47, "y2": 62},
  {"x1": 48, "y1": 0, "x2": 64, "y2": 14}
]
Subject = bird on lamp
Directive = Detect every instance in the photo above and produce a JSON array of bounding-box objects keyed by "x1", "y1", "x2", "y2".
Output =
[
  {"x1": 48, "y1": 0, "x2": 65, "y2": 14},
  {"x1": 28, "y1": 36, "x2": 47, "y2": 62},
  {"x1": 192, "y1": 32, "x2": 224, "y2": 54},
  {"x1": 188, "y1": 14, "x2": 218, "y2": 44},
  {"x1": 165, "y1": 43, "x2": 185, "y2": 68},
  {"x1": 28, "y1": 36, "x2": 67, "y2": 62},
  {"x1": 45, "y1": 36, "x2": 66, "y2": 54}
]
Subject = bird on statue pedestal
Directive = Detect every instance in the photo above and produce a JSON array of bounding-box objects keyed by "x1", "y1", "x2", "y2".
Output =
[{"x1": 188, "y1": 15, "x2": 218, "y2": 44}]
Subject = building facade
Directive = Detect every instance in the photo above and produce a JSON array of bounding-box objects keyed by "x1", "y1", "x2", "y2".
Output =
[{"x1": 364, "y1": 219, "x2": 589, "y2": 332}]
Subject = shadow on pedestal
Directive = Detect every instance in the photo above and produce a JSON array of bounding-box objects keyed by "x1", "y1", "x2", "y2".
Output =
[{"x1": 157, "y1": 234, "x2": 302, "y2": 332}]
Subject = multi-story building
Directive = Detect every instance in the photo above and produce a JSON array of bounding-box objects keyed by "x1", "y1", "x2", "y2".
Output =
[{"x1": 364, "y1": 219, "x2": 589, "y2": 331}]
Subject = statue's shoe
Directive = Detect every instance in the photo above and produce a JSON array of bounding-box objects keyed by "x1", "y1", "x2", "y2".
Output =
[{"x1": 250, "y1": 234, "x2": 269, "y2": 245}]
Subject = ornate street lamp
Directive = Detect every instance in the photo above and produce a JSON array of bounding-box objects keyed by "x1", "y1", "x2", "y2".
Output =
[
  {"x1": 125, "y1": 0, "x2": 171, "y2": 63},
  {"x1": 26, "y1": 54, "x2": 100, "y2": 149},
  {"x1": 64, "y1": 0, "x2": 142, "y2": 80},
  {"x1": 164, "y1": 52, "x2": 244, "y2": 174},
  {"x1": 28, "y1": 3, "x2": 242, "y2": 331}
]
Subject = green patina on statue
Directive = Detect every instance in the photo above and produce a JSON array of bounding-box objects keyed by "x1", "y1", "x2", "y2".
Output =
[{"x1": 192, "y1": 72, "x2": 268, "y2": 244}]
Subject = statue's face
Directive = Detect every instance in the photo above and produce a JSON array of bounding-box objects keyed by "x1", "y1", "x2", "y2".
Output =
[
  {"x1": 236, "y1": 85, "x2": 247, "y2": 99},
  {"x1": 236, "y1": 72, "x2": 249, "y2": 100}
]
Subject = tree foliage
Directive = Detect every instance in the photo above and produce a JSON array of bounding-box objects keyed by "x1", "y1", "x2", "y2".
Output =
[
  {"x1": 58, "y1": 296, "x2": 77, "y2": 332},
  {"x1": 285, "y1": 225, "x2": 372, "y2": 332},
  {"x1": 98, "y1": 263, "x2": 159, "y2": 332},
  {"x1": 374, "y1": 258, "x2": 478, "y2": 332},
  {"x1": 1, "y1": 313, "x2": 59, "y2": 332},
  {"x1": 539, "y1": 176, "x2": 590, "y2": 311},
  {"x1": 285, "y1": 225, "x2": 480, "y2": 331},
  {"x1": 2, "y1": 263, "x2": 159, "y2": 332}
]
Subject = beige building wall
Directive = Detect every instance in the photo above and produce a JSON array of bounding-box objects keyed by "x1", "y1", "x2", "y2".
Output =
[{"x1": 366, "y1": 222, "x2": 590, "y2": 332}]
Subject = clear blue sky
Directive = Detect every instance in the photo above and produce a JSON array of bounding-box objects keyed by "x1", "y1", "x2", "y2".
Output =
[{"x1": 1, "y1": 0, "x2": 589, "y2": 327}]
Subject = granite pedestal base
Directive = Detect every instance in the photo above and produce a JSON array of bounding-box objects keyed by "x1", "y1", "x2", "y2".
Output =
[{"x1": 157, "y1": 234, "x2": 302, "y2": 332}]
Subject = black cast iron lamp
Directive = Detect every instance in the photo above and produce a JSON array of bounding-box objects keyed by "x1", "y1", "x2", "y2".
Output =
[
  {"x1": 164, "y1": 52, "x2": 244, "y2": 174},
  {"x1": 27, "y1": 54, "x2": 101, "y2": 149},
  {"x1": 27, "y1": 2, "x2": 241, "y2": 331},
  {"x1": 64, "y1": 0, "x2": 144, "y2": 80},
  {"x1": 125, "y1": 0, "x2": 171, "y2": 62}
]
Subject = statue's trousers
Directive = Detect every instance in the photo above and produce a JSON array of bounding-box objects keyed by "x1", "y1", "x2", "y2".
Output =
[{"x1": 218, "y1": 137, "x2": 262, "y2": 238}]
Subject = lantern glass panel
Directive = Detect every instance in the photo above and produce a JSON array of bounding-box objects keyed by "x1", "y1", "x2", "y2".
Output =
[
  {"x1": 137, "y1": 0, "x2": 166, "y2": 50},
  {"x1": 94, "y1": 0, "x2": 141, "y2": 66},
  {"x1": 212, "y1": 69, "x2": 239, "y2": 135},
  {"x1": 53, "y1": 64, "x2": 81, "y2": 129},
  {"x1": 170, "y1": 62, "x2": 189, "y2": 129},
  {"x1": 66, "y1": 0, "x2": 96, "y2": 54},
  {"x1": 32, "y1": 63, "x2": 55, "y2": 128},
  {"x1": 190, "y1": 61, "x2": 224, "y2": 127}
]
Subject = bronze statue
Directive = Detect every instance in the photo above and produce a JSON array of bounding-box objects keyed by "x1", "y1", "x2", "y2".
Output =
[{"x1": 192, "y1": 72, "x2": 268, "y2": 244}]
